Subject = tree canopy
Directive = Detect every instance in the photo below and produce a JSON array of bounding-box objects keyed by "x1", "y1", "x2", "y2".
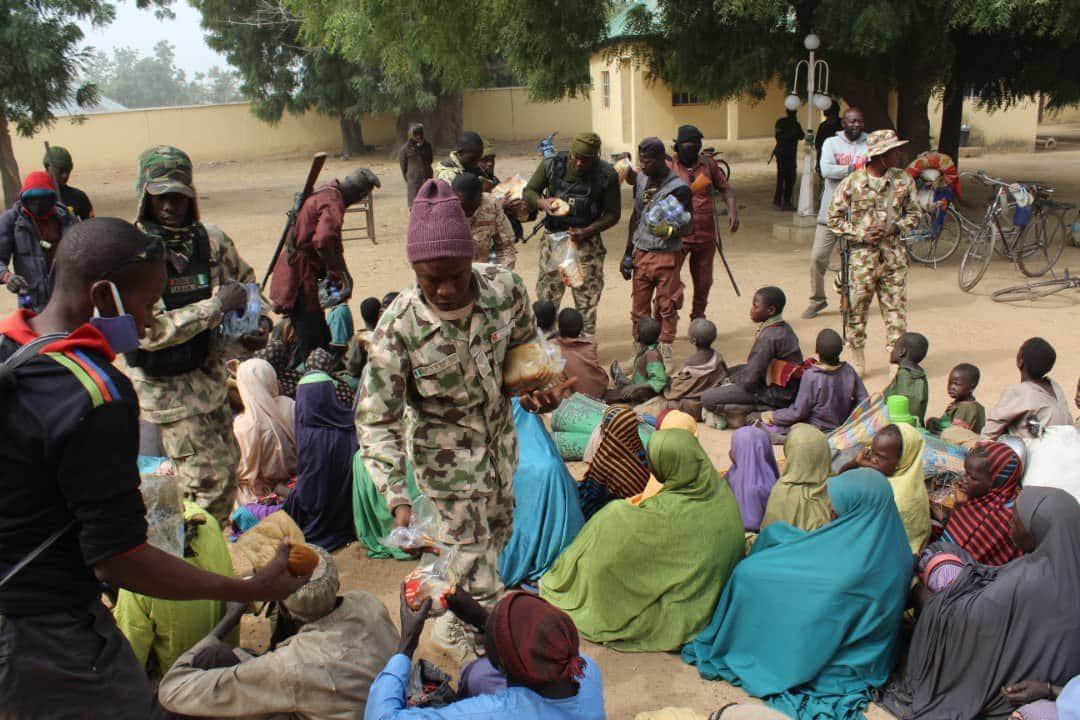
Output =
[{"x1": 84, "y1": 41, "x2": 244, "y2": 109}]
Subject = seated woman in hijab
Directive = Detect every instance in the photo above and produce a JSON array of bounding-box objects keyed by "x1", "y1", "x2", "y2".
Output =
[
  {"x1": 936, "y1": 441, "x2": 1023, "y2": 566},
  {"x1": 577, "y1": 406, "x2": 651, "y2": 520},
  {"x1": 683, "y1": 469, "x2": 913, "y2": 720},
  {"x1": 724, "y1": 426, "x2": 779, "y2": 532},
  {"x1": 365, "y1": 588, "x2": 605, "y2": 719},
  {"x1": 759, "y1": 424, "x2": 833, "y2": 533},
  {"x1": 541, "y1": 428, "x2": 744, "y2": 652},
  {"x1": 284, "y1": 350, "x2": 358, "y2": 551},
  {"x1": 233, "y1": 359, "x2": 296, "y2": 505},
  {"x1": 254, "y1": 318, "x2": 301, "y2": 398},
  {"x1": 881, "y1": 487, "x2": 1080, "y2": 720},
  {"x1": 841, "y1": 423, "x2": 930, "y2": 555}
]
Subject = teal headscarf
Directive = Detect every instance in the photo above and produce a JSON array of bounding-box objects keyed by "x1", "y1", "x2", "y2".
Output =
[{"x1": 682, "y1": 469, "x2": 912, "y2": 719}]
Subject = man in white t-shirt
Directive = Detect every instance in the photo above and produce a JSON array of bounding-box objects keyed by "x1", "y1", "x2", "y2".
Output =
[{"x1": 802, "y1": 107, "x2": 868, "y2": 319}]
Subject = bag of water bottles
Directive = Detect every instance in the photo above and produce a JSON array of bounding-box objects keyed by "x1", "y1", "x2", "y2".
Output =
[
  {"x1": 221, "y1": 283, "x2": 262, "y2": 337},
  {"x1": 644, "y1": 195, "x2": 692, "y2": 235}
]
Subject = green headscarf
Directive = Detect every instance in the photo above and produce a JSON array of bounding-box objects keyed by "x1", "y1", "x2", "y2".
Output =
[
  {"x1": 541, "y1": 429, "x2": 744, "y2": 652},
  {"x1": 759, "y1": 424, "x2": 833, "y2": 532}
]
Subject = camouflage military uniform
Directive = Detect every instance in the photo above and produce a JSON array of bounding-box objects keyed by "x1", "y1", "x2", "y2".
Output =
[
  {"x1": 123, "y1": 147, "x2": 257, "y2": 524},
  {"x1": 536, "y1": 235, "x2": 606, "y2": 333},
  {"x1": 433, "y1": 152, "x2": 468, "y2": 185},
  {"x1": 826, "y1": 166, "x2": 920, "y2": 351},
  {"x1": 356, "y1": 264, "x2": 536, "y2": 604}
]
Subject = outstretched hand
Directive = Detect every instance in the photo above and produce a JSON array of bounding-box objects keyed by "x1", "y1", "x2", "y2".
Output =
[
  {"x1": 444, "y1": 586, "x2": 488, "y2": 631},
  {"x1": 398, "y1": 583, "x2": 432, "y2": 658},
  {"x1": 519, "y1": 378, "x2": 574, "y2": 414},
  {"x1": 249, "y1": 542, "x2": 309, "y2": 601}
]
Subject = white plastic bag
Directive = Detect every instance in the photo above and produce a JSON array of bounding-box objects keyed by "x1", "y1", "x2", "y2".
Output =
[
  {"x1": 546, "y1": 232, "x2": 584, "y2": 289},
  {"x1": 1023, "y1": 425, "x2": 1080, "y2": 502},
  {"x1": 140, "y1": 474, "x2": 185, "y2": 557}
]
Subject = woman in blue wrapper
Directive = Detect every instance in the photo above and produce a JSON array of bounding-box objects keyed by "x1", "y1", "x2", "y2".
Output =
[{"x1": 682, "y1": 468, "x2": 912, "y2": 720}]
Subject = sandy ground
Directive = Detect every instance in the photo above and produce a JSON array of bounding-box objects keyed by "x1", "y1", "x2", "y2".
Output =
[{"x1": 8, "y1": 134, "x2": 1080, "y2": 718}]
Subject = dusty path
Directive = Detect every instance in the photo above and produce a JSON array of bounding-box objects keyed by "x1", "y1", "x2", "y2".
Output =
[{"x1": 10, "y1": 142, "x2": 1078, "y2": 718}]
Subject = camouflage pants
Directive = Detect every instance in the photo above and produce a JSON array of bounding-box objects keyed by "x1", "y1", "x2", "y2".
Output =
[
  {"x1": 846, "y1": 246, "x2": 908, "y2": 351},
  {"x1": 432, "y1": 476, "x2": 515, "y2": 606},
  {"x1": 536, "y1": 232, "x2": 606, "y2": 335},
  {"x1": 158, "y1": 404, "x2": 239, "y2": 525}
]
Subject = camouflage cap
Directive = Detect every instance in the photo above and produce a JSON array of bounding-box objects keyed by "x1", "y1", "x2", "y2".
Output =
[
  {"x1": 43, "y1": 145, "x2": 73, "y2": 171},
  {"x1": 137, "y1": 145, "x2": 196, "y2": 198},
  {"x1": 865, "y1": 129, "x2": 908, "y2": 159}
]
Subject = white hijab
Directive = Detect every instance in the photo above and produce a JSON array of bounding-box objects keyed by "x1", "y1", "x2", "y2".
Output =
[{"x1": 234, "y1": 359, "x2": 296, "y2": 499}]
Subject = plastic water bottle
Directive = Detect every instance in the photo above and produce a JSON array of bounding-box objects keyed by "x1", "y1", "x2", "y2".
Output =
[{"x1": 221, "y1": 283, "x2": 262, "y2": 337}]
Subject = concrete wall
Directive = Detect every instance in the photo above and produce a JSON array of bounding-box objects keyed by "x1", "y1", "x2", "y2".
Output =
[
  {"x1": 736, "y1": 80, "x2": 789, "y2": 139},
  {"x1": 1045, "y1": 104, "x2": 1080, "y2": 124},
  {"x1": 462, "y1": 87, "x2": 591, "y2": 142},
  {"x1": 928, "y1": 97, "x2": 1039, "y2": 149},
  {"x1": 13, "y1": 87, "x2": 591, "y2": 174}
]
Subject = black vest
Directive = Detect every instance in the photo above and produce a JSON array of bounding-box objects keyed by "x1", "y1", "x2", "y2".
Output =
[
  {"x1": 126, "y1": 225, "x2": 214, "y2": 376},
  {"x1": 542, "y1": 153, "x2": 614, "y2": 232}
]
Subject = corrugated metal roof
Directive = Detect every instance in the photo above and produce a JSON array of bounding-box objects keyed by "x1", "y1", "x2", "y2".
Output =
[{"x1": 607, "y1": 0, "x2": 658, "y2": 41}]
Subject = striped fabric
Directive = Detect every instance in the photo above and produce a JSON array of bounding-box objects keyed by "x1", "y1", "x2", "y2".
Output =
[
  {"x1": 942, "y1": 442, "x2": 1023, "y2": 566},
  {"x1": 584, "y1": 406, "x2": 650, "y2": 498},
  {"x1": 45, "y1": 351, "x2": 119, "y2": 407}
]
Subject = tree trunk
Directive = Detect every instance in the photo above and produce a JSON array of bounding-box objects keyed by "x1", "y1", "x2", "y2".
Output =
[
  {"x1": 896, "y1": 73, "x2": 932, "y2": 157},
  {"x1": 0, "y1": 114, "x2": 21, "y2": 209},
  {"x1": 394, "y1": 92, "x2": 463, "y2": 155},
  {"x1": 828, "y1": 61, "x2": 895, "y2": 132},
  {"x1": 937, "y1": 74, "x2": 965, "y2": 163},
  {"x1": 338, "y1": 115, "x2": 366, "y2": 156}
]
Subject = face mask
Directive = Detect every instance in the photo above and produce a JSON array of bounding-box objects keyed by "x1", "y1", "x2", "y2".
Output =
[
  {"x1": 676, "y1": 143, "x2": 701, "y2": 168},
  {"x1": 89, "y1": 281, "x2": 141, "y2": 354}
]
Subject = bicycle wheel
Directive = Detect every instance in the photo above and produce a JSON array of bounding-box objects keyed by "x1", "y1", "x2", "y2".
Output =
[
  {"x1": 959, "y1": 223, "x2": 994, "y2": 292},
  {"x1": 907, "y1": 208, "x2": 962, "y2": 266},
  {"x1": 1017, "y1": 211, "x2": 1067, "y2": 277},
  {"x1": 992, "y1": 278, "x2": 1073, "y2": 302}
]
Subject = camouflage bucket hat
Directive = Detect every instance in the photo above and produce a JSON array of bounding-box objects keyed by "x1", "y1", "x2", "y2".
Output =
[
  {"x1": 137, "y1": 145, "x2": 196, "y2": 198},
  {"x1": 865, "y1": 129, "x2": 909, "y2": 159}
]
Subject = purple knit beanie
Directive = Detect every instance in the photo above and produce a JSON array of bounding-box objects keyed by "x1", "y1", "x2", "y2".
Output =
[{"x1": 407, "y1": 179, "x2": 475, "y2": 263}]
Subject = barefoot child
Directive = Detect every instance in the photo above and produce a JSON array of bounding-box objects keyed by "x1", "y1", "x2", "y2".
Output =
[
  {"x1": 927, "y1": 363, "x2": 985, "y2": 435},
  {"x1": 554, "y1": 308, "x2": 608, "y2": 399},
  {"x1": 701, "y1": 286, "x2": 803, "y2": 428},
  {"x1": 607, "y1": 318, "x2": 667, "y2": 403},
  {"x1": 761, "y1": 328, "x2": 867, "y2": 437},
  {"x1": 638, "y1": 318, "x2": 727, "y2": 419},
  {"x1": 883, "y1": 332, "x2": 929, "y2": 426}
]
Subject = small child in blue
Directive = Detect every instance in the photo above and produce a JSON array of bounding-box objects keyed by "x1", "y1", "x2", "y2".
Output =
[{"x1": 366, "y1": 587, "x2": 605, "y2": 720}]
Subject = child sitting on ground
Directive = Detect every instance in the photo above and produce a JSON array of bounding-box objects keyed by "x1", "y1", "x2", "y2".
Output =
[
  {"x1": 701, "y1": 286, "x2": 803, "y2": 429},
  {"x1": 608, "y1": 318, "x2": 667, "y2": 403},
  {"x1": 638, "y1": 318, "x2": 728, "y2": 420},
  {"x1": 927, "y1": 363, "x2": 986, "y2": 435},
  {"x1": 533, "y1": 299, "x2": 557, "y2": 340},
  {"x1": 759, "y1": 328, "x2": 867, "y2": 439},
  {"x1": 345, "y1": 296, "x2": 382, "y2": 379},
  {"x1": 554, "y1": 308, "x2": 609, "y2": 399},
  {"x1": 883, "y1": 332, "x2": 929, "y2": 426},
  {"x1": 983, "y1": 337, "x2": 1073, "y2": 440}
]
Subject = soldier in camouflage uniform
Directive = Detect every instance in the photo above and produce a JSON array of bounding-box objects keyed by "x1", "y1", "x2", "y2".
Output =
[
  {"x1": 433, "y1": 131, "x2": 489, "y2": 189},
  {"x1": 356, "y1": 179, "x2": 558, "y2": 661},
  {"x1": 124, "y1": 146, "x2": 262, "y2": 524},
  {"x1": 826, "y1": 130, "x2": 921, "y2": 377},
  {"x1": 523, "y1": 133, "x2": 621, "y2": 335}
]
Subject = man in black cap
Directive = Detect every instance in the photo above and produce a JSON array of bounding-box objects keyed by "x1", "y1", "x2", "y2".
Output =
[{"x1": 668, "y1": 125, "x2": 739, "y2": 323}]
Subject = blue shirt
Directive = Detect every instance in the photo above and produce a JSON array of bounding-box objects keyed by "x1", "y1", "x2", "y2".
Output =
[
  {"x1": 365, "y1": 653, "x2": 606, "y2": 720},
  {"x1": 327, "y1": 304, "x2": 354, "y2": 347}
]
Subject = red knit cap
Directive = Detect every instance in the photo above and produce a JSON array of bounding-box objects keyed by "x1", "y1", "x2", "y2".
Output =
[
  {"x1": 20, "y1": 171, "x2": 56, "y2": 198},
  {"x1": 492, "y1": 591, "x2": 586, "y2": 688},
  {"x1": 407, "y1": 179, "x2": 475, "y2": 263}
]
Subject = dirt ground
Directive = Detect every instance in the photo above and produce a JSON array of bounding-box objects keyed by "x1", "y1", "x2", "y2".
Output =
[{"x1": 9, "y1": 130, "x2": 1080, "y2": 718}]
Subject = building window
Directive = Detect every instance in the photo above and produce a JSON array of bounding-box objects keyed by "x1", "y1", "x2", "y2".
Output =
[
  {"x1": 601, "y1": 71, "x2": 611, "y2": 109},
  {"x1": 672, "y1": 92, "x2": 701, "y2": 106}
]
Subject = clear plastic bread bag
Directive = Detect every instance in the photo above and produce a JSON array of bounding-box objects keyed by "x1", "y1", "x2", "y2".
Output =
[
  {"x1": 558, "y1": 242, "x2": 585, "y2": 288},
  {"x1": 381, "y1": 495, "x2": 439, "y2": 552},
  {"x1": 403, "y1": 546, "x2": 459, "y2": 617},
  {"x1": 140, "y1": 474, "x2": 185, "y2": 557},
  {"x1": 503, "y1": 333, "x2": 566, "y2": 396}
]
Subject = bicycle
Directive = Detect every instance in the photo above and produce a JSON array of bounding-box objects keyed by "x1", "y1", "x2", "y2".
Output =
[
  {"x1": 958, "y1": 171, "x2": 1073, "y2": 292},
  {"x1": 991, "y1": 268, "x2": 1080, "y2": 303}
]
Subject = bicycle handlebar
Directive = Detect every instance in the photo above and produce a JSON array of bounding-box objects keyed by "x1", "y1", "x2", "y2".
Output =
[{"x1": 960, "y1": 170, "x2": 1055, "y2": 195}]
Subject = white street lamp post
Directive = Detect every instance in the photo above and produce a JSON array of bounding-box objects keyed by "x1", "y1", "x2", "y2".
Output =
[{"x1": 787, "y1": 33, "x2": 830, "y2": 218}]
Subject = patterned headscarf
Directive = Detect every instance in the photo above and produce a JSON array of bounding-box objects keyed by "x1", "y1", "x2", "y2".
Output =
[
  {"x1": 942, "y1": 441, "x2": 1023, "y2": 565},
  {"x1": 304, "y1": 348, "x2": 355, "y2": 407},
  {"x1": 491, "y1": 592, "x2": 585, "y2": 688},
  {"x1": 585, "y1": 406, "x2": 650, "y2": 498}
]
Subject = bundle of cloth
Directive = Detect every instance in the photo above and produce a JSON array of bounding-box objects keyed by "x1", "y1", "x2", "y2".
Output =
[{"x1": 550, "y1": 393, "x2": 654, "y2": 461}]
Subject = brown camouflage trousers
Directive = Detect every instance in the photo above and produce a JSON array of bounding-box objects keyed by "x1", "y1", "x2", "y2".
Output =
[
  {"x1": 432, "y1": 476, "x2": 515, "y2": 606},
  {"x1": 845, "y1": 245, "x2": 908, "y2": 352},
  {"x1": 536, "y1": 232, "x2": 606, "y2": 335},
  {"x1": 158, "y1": 404, "x2": 240, "y2": 525}
]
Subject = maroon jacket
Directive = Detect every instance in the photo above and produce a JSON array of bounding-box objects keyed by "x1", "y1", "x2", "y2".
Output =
[
  {"x1": 269, "y1": 181, "x2": 346, "y2": 312},
  {"x1": 667, "y1": 155, "x2": 730, "y2": 246}
]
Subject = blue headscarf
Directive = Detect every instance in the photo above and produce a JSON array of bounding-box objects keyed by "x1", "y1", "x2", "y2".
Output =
[{"x1": 683, "y1": 468, "x2": 912, "y2": 720}]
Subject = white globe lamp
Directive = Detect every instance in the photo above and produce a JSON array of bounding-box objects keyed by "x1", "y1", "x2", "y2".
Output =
[
  {"x1": 813, "y1": 93, "x2": 833, "y2": 111},
  {"x1": 784, "y1": 94, "x2": 802, "y2": 112},
  {"x1": 804, "y1": 33, "x2": 821, "y2": 51}
]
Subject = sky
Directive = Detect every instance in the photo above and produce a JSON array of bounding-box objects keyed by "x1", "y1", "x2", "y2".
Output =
[{"x1": 79, "y1": 0, "x2": 229, "y2": 75}]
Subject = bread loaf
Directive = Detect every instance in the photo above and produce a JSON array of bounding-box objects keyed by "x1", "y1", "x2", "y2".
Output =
[
  {"x1": 288, "y1": 543, "x2": 320, "y2": 576},
  {"x1": 503, "y1": 343, "x2": 555, "y2": 396}
]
